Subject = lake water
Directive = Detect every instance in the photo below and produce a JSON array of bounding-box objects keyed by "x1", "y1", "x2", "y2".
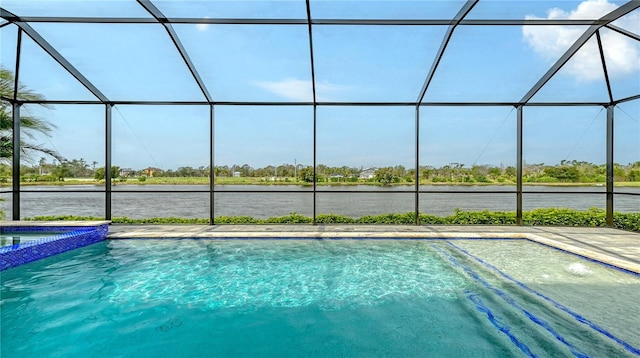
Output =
[{"x1": 1, "y1": 185, "x2": 638, "y2": 220}]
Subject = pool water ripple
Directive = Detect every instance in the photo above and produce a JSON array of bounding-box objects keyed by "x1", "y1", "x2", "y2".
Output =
[{"x1": 104, "y1": 240, "x2": 470, "y2": 312}]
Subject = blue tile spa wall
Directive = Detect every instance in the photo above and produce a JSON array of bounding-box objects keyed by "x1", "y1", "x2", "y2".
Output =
[{"x1": 0, "y1": 225, "x2": 109, "y2": 271}]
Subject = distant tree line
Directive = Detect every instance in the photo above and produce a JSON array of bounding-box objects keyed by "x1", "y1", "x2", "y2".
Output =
[
  {"x1": 2, "y1": 159, "x2": 639, "y2": 184},
  {"x1": 2, "y1": 157, "x2": 97, "y2": 182},
  {"x1": 421, "y1": 160, "x2": 640, "y2": 184}
]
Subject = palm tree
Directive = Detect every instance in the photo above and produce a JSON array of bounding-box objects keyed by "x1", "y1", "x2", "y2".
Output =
[{"x1": 0, "y1": 67, "x2": 63, "y2": 164}]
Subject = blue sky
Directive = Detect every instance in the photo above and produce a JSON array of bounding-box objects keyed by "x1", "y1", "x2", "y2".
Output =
[{"x1": 1, "y1": 0, "x2": 638, "y2": 170}]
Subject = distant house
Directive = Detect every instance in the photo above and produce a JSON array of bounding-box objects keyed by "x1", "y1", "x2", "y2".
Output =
[
  {"x1": 142, "y1": 167, "x2": 162, "y2": 177},
  {"x1": 119, "y1": 168, "x2": 134, "y2": 177},
  {"x1": 359, "y1": 168, "x2": 377, "y2": 179},
  {"x1": 233, "y1": 171, "x2": 241, "y2": 177}
]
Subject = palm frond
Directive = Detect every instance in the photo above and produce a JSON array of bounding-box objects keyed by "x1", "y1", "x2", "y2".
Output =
[
  {"x1": 0, "y1": 67, "x2": 60, "y2": 163},
  {"x1": 20, "y1": 141, "x2": 65, "y2": 163}
]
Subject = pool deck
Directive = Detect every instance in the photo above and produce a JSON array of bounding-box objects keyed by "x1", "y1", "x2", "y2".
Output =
[
  {"x1": 103, "y1": 224, "x2": 640, "y2": 274},
  {"x1": 2, "y1": 222, "x2": 638, "y2": 274}
]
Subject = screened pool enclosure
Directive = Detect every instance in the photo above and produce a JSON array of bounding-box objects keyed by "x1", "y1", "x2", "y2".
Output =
[{"x1": 1, "y1": 0, "x2": 638, "y2": 225}]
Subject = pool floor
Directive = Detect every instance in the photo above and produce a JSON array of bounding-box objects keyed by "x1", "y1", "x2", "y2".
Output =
[{"x1": 1, "y1": 239, "x2": 638, "y2": 357}]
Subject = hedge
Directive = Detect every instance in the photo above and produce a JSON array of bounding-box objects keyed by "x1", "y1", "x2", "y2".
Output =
[{"x1": 23, "y1": 208, "x2": 639, "y2": 233}]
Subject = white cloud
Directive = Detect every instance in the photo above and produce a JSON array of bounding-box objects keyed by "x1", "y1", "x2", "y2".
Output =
[
  {"x1": 317, "y1": 81, "x2": 352, "y2": 101},
  {"x1": 255, "y1": 79, "x2": 313, "y2": 101},
  {"x1": 254, "y1": 79, "x2": 350, "y2": 101},
  {"x1": 523, "y1": 0, "x2": 640, "y2": 81}
]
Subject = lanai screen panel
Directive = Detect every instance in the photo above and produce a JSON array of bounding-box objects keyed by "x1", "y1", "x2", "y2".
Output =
[{"x1": 0, "y1": 0, "x2": 638, "y2": 223}]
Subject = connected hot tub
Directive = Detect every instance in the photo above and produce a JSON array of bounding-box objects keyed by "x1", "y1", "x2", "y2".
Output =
[{"x1": 0, "y1": 221, "x2": 109, "y2": 271}]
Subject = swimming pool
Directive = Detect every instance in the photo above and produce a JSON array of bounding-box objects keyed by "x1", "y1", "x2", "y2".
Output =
[{"x1": 1, "y1": 238, "x2": 638, "y2": 357}]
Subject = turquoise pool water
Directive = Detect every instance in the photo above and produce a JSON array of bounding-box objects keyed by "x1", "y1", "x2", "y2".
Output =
[{"x1": 1, "y1": 239, "x2": 638, "y2": 357}]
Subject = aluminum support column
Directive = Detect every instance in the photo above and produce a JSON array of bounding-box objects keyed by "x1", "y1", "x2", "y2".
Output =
[
  {"x1": 305, "y1": 0, "x2": 318, "y2": 225},
  {"x1": 516, "y1": 106, "x2": 523, "y2": 225},
  {"x1": 12, "y1": 103, "x2": 21, "y2": 220},
  {"x1": 313, "y1": 105, "x2": 317, "y2": 225},
  {"x1": 105, "y1": 104, "x2": 112, "y2": 221},
  {"x1": 209, "y1": 104, "x2": 215, "y2": 225},
  {"x1": 11, "y1": 29, "x2": 22, "y2": 220},
  {"x1": 415, "y1": 106, "x2": 420, "y2": 225},
  {"x1": 606, "y1": 105, "x2": 614, "y2": 226}
]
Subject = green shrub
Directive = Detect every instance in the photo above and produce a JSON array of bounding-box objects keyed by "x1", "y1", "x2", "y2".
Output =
[
  {"x1": 523, "y1": 207, "x2": 606, "y2": 227},
  {"x1": 114, "y1": 217, "x2": 209, "y2": 224},
  {"x1": 448, "y1": 209, "x2": 516, "y2": 225},
  {"x1": 212, "y1": 216, "x2": 258, "y2": 224},
  {"x1": 614, "y1": 212, "x2": 640, "y2": 232},
  {"x1": 24, "y1": 208, "x2": 640, "y2": 233},
  {"x1": 264, "y1": 213, "x2": 312, "y2": 224},
  {"x1": 25, "y1": 215, "x2": 103, "y2": 221},
  {"x1": 418, "y1": 214, "x2": 448, "y2": 225},
  {"x1": 357, "y1": 213, "x2": 416, "y2": 224},
  {"x1": 316, "y1": 214, "x2": 355, "y2": 224}
]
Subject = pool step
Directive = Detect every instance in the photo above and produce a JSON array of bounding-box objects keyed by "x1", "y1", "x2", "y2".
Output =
[{"x1": 434, "y1": 244, "x2": 637, "y2": 358}]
